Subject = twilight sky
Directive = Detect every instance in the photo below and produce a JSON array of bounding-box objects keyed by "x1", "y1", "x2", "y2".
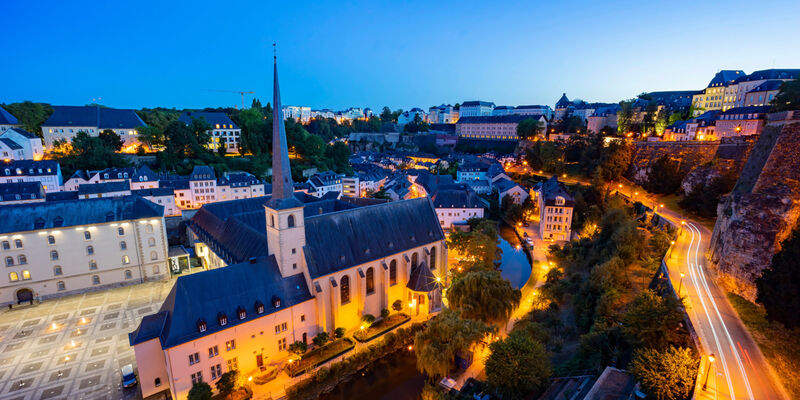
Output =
[{"x1": 4, "y1": 0, "x2": 800, "y2": 111}]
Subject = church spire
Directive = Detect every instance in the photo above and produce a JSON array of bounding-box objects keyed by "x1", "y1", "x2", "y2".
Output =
[{"x1": 268, "y1": 43, "x2": 300, "y2": 209}]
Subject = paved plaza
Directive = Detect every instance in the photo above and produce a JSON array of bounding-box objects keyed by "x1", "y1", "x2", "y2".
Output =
[{"x1": 0, "y1": 279, "x2": 174, "y2": 400}]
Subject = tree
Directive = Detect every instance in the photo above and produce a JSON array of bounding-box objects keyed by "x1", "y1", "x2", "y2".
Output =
[
  {"x1": 98, "y1": 129, "x2": 124, "y2": 151},
  {"x1": 381, "y1": 308, "x2": 390, "y2": 319},
  {"x1": 617, "y1": 100, "x2": 635, "y2": 135},
  {"x1": 361, "y1": 314, "x2": 376, "y2": 328},
  {"x1": 392, "y1": 299, "x2": 403, "y2": 312},
  {"x1": 485, "y1": 331, "x2": 551, "y2": 399},
  {"x1": 757, "y1": 226, "x2": 800, "y2": 328},
  {"x1": 516, "y1": 118, "x2": 544, "y2": 139},
  {"x1": 380, "y1": 106, "x2": 394, "y2": 122},
  {"x1": 645, "y1": 155, "x2": 684, "y2": 194},
  {"x1": 215, "y1": 370, "x2": 239, "y2": 399},
  {"x1": 629, "y1": 346, "x2": 698, "y2": 400},
  {"x1": 312, "y1": 332, "x2": 330, "y2": 347},
  {"x1": 414, "y1": 309, "x2": 493, "y2": 380},
  {"x1": 289, "y1": 341, "x2": 308, "y2": 355},
  {"x1": 334, "y1": 327, "x2": 346, "y2": 338},
  {"x1": 771, "y1": 78, "x2": 800, "y2": 112},
  {"x1": 447, "y1": 218, "x2": 501, "y2": 270},
  {"x1": 447, "y1": 269, "x2": 521, "y2": 327},
  {"x1": 187, "y1": 381, "x2": 213, "y2": 400},
  {"x1": 404, "y1": 113, "x2": 429, "y2": 133},
  {"x1": 2, "y1": 101, "x2": 53, "y2": 136},
  {"x1": 622, "y1": 289, "x2": 684, "y2": 349}
]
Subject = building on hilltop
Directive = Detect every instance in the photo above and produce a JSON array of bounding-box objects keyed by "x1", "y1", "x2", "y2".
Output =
[
  {"x1": 513, "y1": 104, "x2": 554, "y2": 119},
  {"x1": 0, "y1": 196, "x2": 167, "y2": 307},
  {"x1": 282, "y1": 105, "x2": 311, "y2": 123},
  {"x1": 456, "y1": 114, "x2": 540, "y2": 141},
  {"x1": 41, "y1": 105, "x2": 147, "y2": 150},
  {"x1": 533, "y1": 176, "x2": 574, "y2": 241},
  {"x1": 130, "y1": 57, "x2": 448, "y2": 400},
  {"x1": 459, "y1": 101, "x2": 495, "y2": 117},
  {"x1": 427, "y1": 104, "x2": 459, "y2": 124},
  {"x1": 0, "y1": 106, "x2": 21, "y2": 133},
  {"x1": 178, "y1": 112, "x2": 241, "y2": 153}
]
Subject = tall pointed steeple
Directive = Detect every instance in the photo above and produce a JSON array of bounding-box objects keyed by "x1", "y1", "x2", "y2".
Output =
[{"x1": 267, "y1": 44, "x2": 302, "y2": 209}]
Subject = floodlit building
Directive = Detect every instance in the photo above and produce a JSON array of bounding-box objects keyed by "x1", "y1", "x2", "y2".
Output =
[
  {"x1": 456, "y1": 115, "x2": 531, "y2": 141},
  {"x1": 715, "y1": 106, "x2": 770, "y2": 138},
  {"x1": 459, "y1": 101, "x2": 495, "y2": 117},
  {"x1": 427, "y1": 104, "x2": 459, "y2": 124},
  {"x1": 0, "y1": 128, "x2": 44, "y2": 160},
  {"x1": 431, "y1": 183, "x2": 484, "y2": 230},
  {"x1": 0, "y1": 196, "x2": 167, "y2": 306},
  {"x1": 130, "y1": 59, "x2": 447, "y2": 400},
  {"x1": 178, "y1": 112, "x2": 241, "y2": 153},
  {"x1": 0, "y1": 160, "x2": 62, "y2": 193},
  {"x1": 41, "y1": 106, "x2": 147, "y2": 149},
  {"x1": 282, "y1": 106, "x2": 311, "y2": 123},
  {"x1": 533, "y1": 176, "x2": 574, "y2": 241}
]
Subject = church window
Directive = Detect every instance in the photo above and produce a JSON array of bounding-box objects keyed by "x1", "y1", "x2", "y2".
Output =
[
  {"x1": 366, "y1": 267, "x2": 375, "y2": 295},
  {"x1": 287, "y1": 214, "x2": 295, "y2": 228},
  {"x1": 389, "y1": 260, "x2": 397, "y2": 286},
  {"x1": 411, "y1": 253, "x2": 418, "y2": 269},
  {"x1": 430, "y1": 247, "x2": 437, "y2": 270},
  {"x1": 340, "y1": 275, "x2": 350, "y2": 304}
]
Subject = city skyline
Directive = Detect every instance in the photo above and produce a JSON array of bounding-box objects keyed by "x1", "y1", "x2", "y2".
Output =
[{"x1": 5, "y1": 0, "x2": 800, "y2": 111}]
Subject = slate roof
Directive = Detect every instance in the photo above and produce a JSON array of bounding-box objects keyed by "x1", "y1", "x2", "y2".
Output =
[
  {"x1": 303, "y1": 197, "x2": 445, "y2": 280},
  {"x1": 515, "y1": 105, "x2": 549, "y2": 110},
  {"x1": 0, "y1": 160, "x2": 60, "y2": 177},
  {"x1": 218, "y1": 172, "x2": 262, "y2": 187},
  {"x1": 738, "y1": 69, "x2": 800, "y2": 82},
  {"x1": 431, "y1": 184, "x2": 482, "y2": 208},
  {"x1": 0, "y1": 196, "x2": 162, "y2": 234},
  {"x1": 42, "y1": 106, "x2": 146, "y2": 129},
  {"x1": 77, "y1": 181, "x2": 131, "y2": 195},
  {"x1": 556, "y1": 93, "x2": 571, "y2": 108},
  {"x1": 718, "y1": 106, "x2": 771, "y2": 117},
  {"x1": 493, "y1": 177, "x2": 524, "y2": 194},
  {"x1": 4, "y1": 127, "x2": 36, "y2": 138},
  {"x1": 408, "y1": 170, "x2": 454, "y2": 194},
  {"x1": 0, "y1": 138, "x2": 22, "y2": 150},
  {"x1": 457, "y1": 115, "x2": 531, "y2": 124},
  {"x1": 129, "y1": 257, "x2": 313, "y2": 349},
  {"x1": 189, "y1": 165, "x2": 216, "y2": 181},
  {"x1": 46, "y1": 191, "x2": 79, "y2": 201},
  {"x1": 132, "y1": 165, "x2": 158, "y2": 182},
  {"x1": 0, "y1": 182, "x2": 45, "y2": 202},
  {"x1": 178, "y1": 112, "x2": 239, "y2": 129},
  {"x1": 707, "y1": 70, "x2": 745, "y2": 87},
  {"x1": 93, "y1": 167, "x2": 135, "y2": 180},
  {"x1": 132, "y1": 187, "x2": 174, "y2": 197},
  {"x1": 407, "y1": 261, "x2": 440, "y2": 292},
  {"x1": 0, "y1": 107, "x2": 20, "y2": 125},
  {"x1": 748, "y1": 80, "x2": 784, "y2": 93},
  {"x1": 461, "y1": 101, "x2": 495, "y2": 108},
  {"x1": 534, "y1": 176, "x2": 574, "y2": 207}
]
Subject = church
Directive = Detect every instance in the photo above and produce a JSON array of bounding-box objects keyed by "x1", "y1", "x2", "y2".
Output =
[{"x1": 129, "y1": 56, "x2": 447, "y2": 400}]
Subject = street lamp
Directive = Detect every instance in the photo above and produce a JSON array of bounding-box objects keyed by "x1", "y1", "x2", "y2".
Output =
[
  {"x1": 703, "y1": 353, "x2": 716, "y2": 391},
  {"x1": 680, "y1": 220, "x2": 686, "y2": 235},
  {"x1": 678, "y1": 272, "x2": 685, "y2": 295}
]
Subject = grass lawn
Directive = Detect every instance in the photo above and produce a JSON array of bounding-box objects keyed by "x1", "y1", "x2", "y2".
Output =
[
  {"x1": 286, "y1": 338, "x2": 355, "y2": 377},
  {"x1": 726, "y1": 293, "x2": 800, "y2": 395},
  {"x1": 354, "y1": 313, "x2": 410, "y2": 342}
]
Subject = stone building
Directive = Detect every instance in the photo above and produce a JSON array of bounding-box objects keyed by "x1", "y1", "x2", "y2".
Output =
[{"x1": 533, "y1": 176, "x2": 574, "y2": 241}]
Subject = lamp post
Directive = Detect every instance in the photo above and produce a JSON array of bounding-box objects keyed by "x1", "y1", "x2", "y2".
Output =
[
  {"x1": 680, "y1": 220, "x2": 686, "y2": 235},
  {"x1": 703, "y1": 353, "x2": 716, "y2": 391},
  {"x1": 678, "y1": 272, "x2": 685, "y2": 295}
]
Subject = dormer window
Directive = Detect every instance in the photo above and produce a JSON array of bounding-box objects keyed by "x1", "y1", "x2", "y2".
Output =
[
  {"x1": 272, "y1": 296, "x2": 281, "y2": 308},
  {"x1": 237, "y1": 307, "x2": 246, "y2": 320},
  {"x1": 198, "y1": 319, "x2": 207, "y2": 332},
  {"x1": 218, "y1": 313, "x2": 227, "y2": 326},
  {"x1": 255, "y1": 302, "x2": 264, "y2": 314}
]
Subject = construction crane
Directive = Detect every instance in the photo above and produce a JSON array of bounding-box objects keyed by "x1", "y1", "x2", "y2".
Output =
[{"x1": 203, "y1": 89, "x2": 255, "y2": 109}]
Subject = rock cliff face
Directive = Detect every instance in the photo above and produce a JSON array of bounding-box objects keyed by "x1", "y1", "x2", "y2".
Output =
[
  {"x1": 680, "y1": 160, "x2": 737, "y2": 195},
  {"x1": 627, "y1": 140, "x2": 753, "y2": 186},
  {"x1": 710, "y1": 120, "x2": 800, "y2": 300}
]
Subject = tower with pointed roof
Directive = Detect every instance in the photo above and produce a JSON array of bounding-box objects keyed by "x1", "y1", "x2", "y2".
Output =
[{"x1": 265, "y1": 47, "x2": 306, "y2": 278}]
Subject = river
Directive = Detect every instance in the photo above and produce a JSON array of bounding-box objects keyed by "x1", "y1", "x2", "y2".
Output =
[{"x1": 498, "y1": 223, "x2": 533, "y2": 290}]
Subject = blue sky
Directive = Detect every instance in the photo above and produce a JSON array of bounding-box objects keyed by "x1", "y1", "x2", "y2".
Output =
[{"x1": 4, "y1": 0, "x2": 800, "y2": 111}]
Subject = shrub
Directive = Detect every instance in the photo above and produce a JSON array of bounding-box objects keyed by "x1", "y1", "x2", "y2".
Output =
[
  {"x1": 334, "y1": 327, "x2": 346, "y2": 339},
  {"x1": 312, "y1": 332, "x2": 330, "y2": 347},
  {"x1": 289, "y1": 341, "x2": 308, "y2": 355},
  {"x1": 392, "y1": 299, "x2": 403, "y2": 312},
  {"x1": 361, "y1": 314, "x2": 376, "y2": 328},
  {"x1": 187, "y1": 381, "x2": 212, "y2": 400},
  {"x1": 381, "y1": 308, "x2": 391, "y2": 319},
  {"x1": 215, "y1": 370, "x2": 238, "y2": 398}
]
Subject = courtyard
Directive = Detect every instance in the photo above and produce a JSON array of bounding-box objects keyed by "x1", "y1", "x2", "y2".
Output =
[{"x1": 0, "y1": 279, "x2": 174, "y2": 400}]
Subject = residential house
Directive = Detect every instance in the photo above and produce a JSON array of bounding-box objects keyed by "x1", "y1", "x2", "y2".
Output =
[
  {"x1": 533, "y1": 176, "x2": 574, "y2": 241},
  {"x1": 494, "y1": 178, "x2": 528, "y2": 205},
  {"x1": 431, "y1": 183, "x2": 484, "y2": 230},
  {"x1": 307, "y1": 171, "x2": 343, "y2": 198},
  {"x1": 0, "y1": 128, "x2": 44, "y2": 160},
  {"x1": 0, "y1": 160, "x2": 62, "y2": 192},
  {"x1": 0, "y1": 106, "x2": 21, "y2": 133},
  {"x1": 0, "y1": 182, "x2": 46, "y2": 204},
  {"x1": 178, "y1": 112, "x2": 241, "y2": 153},
  {"x1": 715, "y1": 106, "x2": 770, "y2": 138}
]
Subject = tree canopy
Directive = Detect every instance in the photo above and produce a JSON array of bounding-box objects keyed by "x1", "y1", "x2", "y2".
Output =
[
  {"x1": 516, "y1": 118, "x2": 544, "y2": 139},
  {"x1": 414, "y1": 309, "x2": 492, "y2": 379},
  {"x1": 1, "y1": 101, "x2": 53, "y2": 136},
  {"x1": 485, "y1": 331, "x2": 551, "y2": 399},
  {"x1": 757, "y1": 226, "x2": 800, "y2": 328},
  {"x1": 629, "y1": 346, "x2": 698, "y2": 400},
  {"x1": 447, "y1": 269, "x2": 521, "y2": 327},
  {"x1": 447, "y1": 218, "x2": 502, "y2": 270},
  {"x1": 622, "y1": 289, "x2": 684, "y2": 349},
  {"x1": 187, "y1": 381, "x2": 213, "y2": 400},
  {"x1": 771, "y1": 78, "x2": 800, "y2": 112}
]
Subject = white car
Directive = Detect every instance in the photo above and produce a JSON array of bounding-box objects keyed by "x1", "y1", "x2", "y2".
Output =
[{"x1": 121, "y1": 364, "x2": 137, "y2": 388}]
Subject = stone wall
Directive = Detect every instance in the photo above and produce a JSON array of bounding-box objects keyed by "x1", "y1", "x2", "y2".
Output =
[
  {"x1": 710, "y1": 121, "x2": 800, "y2": 300},
  {"x1": 627, "y1": 140, "x2": 753, "y2": 186}
]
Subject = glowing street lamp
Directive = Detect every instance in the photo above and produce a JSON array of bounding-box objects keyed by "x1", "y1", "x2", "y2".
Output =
[
  {"x1": 678, "y1": 272, "x2": 685, "y2": 294},
  {"x1": 703, "y1": 353, "x2": 716, "y2": 390}
]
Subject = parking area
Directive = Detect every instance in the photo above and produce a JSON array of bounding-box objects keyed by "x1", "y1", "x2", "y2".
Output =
[{"x1": 0, "y1": 279, "x2": 174, "y2": 400}]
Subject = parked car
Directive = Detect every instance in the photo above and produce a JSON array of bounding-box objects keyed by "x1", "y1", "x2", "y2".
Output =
[
  {"x1": 525, "y1": 237, "x2": 534, "y2": 246},
  {"x1": 121, "y1": 364, "x2": 137, "y2": 388}
]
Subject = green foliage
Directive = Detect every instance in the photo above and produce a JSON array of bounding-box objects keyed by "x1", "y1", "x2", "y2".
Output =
[
  {"x1": 679, "y1": 168, "x2": 737, "y2": 218},
  {"x1": 516, "y1": 118, "x2": 544, "y2": 139},
  {"x1": 414, "y1": 309, "x2": 493, "y2": 379},
  {"x1": 215, "y1": 370, "x2": 239, "y2": 399},
  {"x1": 51, "y1": 131, "x2": 130, "y2": 176},
  {"x1": 361, "y1": 314, "x2": 376, "y2": 328},
  {"x1": 289, "y1": 341, "x2": 308, "y2": 355},
  {"x1": 403, "y1": 113, "x2": 430, "y2": 133},
  {"x1": 381, "y1": 308, "x2": 391, "y2": 319},
  {"x1": 334, "y1": 327, "x2": 346, "y2": 339},
  {"x1": 644, "y1": 155, "x2": 684, "y2": 194},
  {"x1": 447, "y1": 218, "x2": 502, "y2": 270},
  {"x1": 485, "y1": 331, "x2": 551, "y2": 399},
  {"x1": 392, "y1": 299, "x2": 403, "y2": 312},
  {"x1": 447, "y1": 269, "x2": 521, "y2": 327},
  {"x1": 312, "y1": 332, "x2": 330, "y2": 347},
  {"x1": 771, "y1": 78, "x2": 800, "y2": 112},
  {"x1": 622, "y1": 289, "x2": 685, "y2": 349},
  {"x1": 98, "y1": 129, "x2": 124, "y2": 151},
  {"x1": 757, "y1": 226, "x2": 800, "y2": 329},
  {"x1": 187, "y1": 381, "x2": 213, "y2": 400},
  {"x1": 2, "y1": 101, "x2": 53, "y2": 136},
  {"x1": 617, "y1": 100, "x2": 637, "y2": 135},
  {"x1": 524, "y1": 141, "x2": 564, "y2": 173},
  {"x1": 136, "y1": 108, "x2": 180, "y2": 132},
  {"x1": 629, "y1": 346, "x2": 699, "y2": 400},
  {"x1": 563, "y1": 115, "x2": 586, "y2": 134}
]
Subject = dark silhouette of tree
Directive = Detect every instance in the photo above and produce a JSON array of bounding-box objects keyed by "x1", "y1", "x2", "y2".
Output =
[{"x1": 757, "y1": 226, "x2": 800, "y2": 328}]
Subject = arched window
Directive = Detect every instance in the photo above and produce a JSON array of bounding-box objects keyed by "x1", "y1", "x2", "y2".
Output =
[
  {"x1": 118, "y1": 227, "x2": 125, "y2": 236},
  {"x1": 50, "y1": 250, "x2": 59, "y2": 261},
  {"x1": 270, "y1": 215, "x2": 275, "y2": 227},
  {"x1": 124, "y1": 270, "x2": 132, "y2": 279},
  {"x1": 430, "y1": 247, "x2": 436, "y2": 270},
  {"x1": 154, "y1": 378, "x2": 161, "y2": 387},
  {"x1": 21, "y1": 270, "x2": 31, "y2": 280},
  {"x1": 411, "y1": 252, "x2": 419, "y2": 269},
  {"x1": 53, "y1": 265, "x2": 63, "y2": 276},
  {"x1": 14, "y1": 239, "x2": 23, "y2": 248},
  {"x1": 9, "y1": 272, "x2": 18, "y2": 282},
  {"x1": 148, "y1": 237, "x2": 155, "y2": 247},
  {"x1": 340, "y1": 275, "x2": 350, "y2": 304},
  {"x1": 145, "y1": 224, "x2": 154, "y2": 233},
  {"x1": 84, "y1": 231, "x2": 91, "y2": 240},
  {"x1": 150, "y1": 251, "x2": 158, "y2": 260},
  {"x1": 89, "y1": 260, "x2": 97, "y2": 270},
  {"x1": 287, "y1": 214, "x2": 296, "y2": 228},
  {"x1": 389, "y1": 260, "x2": 397, "y2": 286},
  {"x1": 92, "y1": 275, "x2": 100, "y2": 285},
  {"x1": 153, "y1": 265, "x2": 160, "y2": 274},
  {"x1": 5, "y1": 256, "x2": 13, "y2": 267},
  {"x1": 18, "y1": 255, "x2": 26, "y2": 265},
  {"x1": 1, "y1": 241, "x2": 9, "y2": 250},
  {"x1": 366, "y1": 267, "x2": 375, "y2": 295},
  {"x1": 47, "y1": 235, "x2": 55, "y2": 245},
  {"x1": 86, "y1": 246, "x2": 94, "y2": 255},
  {"x1": 120, "y1": 241, "x2": 127, "y2": 250},
  {"x1": 122, "y1": 255, "x2": 130, "y2": 265},
  {"x1": 57, "y1": 281, "x2": 65, "y2": 291}
]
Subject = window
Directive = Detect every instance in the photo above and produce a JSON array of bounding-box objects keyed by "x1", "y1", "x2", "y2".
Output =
[
  {"x1": 411, "y1": 252, "x2": 418, "y2": 269},
  {"x1": 84, "y1": 231, "x2": 91, "y2": 240},
  {"x1": 124, "y1": 270, "x2": 132, "y2": 279},
  {"x1": 219, "y1": 314, "x2": 227, "y2": 326},
  {"x1": 57, "y1": 281, "x2": 65, "y2": 291},
  {"x1": 300, "y1": 314, "x2": 306, "y2": 322},
  {"x1": 389, "y1": 260, "x2": 397, "y2": 286},
  {"x1": 21, "y1": 270, "x2": 30, "y2": 280},
  {"x1": 154, "y1": 378, "x2": 161, "y2": 387},
  {"x1": 430, "y1": 246, "x2": 436, "y2": 270},
  {"x1": 120, "y1": 241, "x2": 127, "y2": 250},
  {"x1": 50, "y1": 250, "x2": 59, "y2": 261},
  {"x1": 277, "y1": 337, "x2": 287, "y2": 351},
  {"x1": 208, "y1": 345, "x2": 219, "y2": 358},
  {"x1": 146, "y1": 237, "x2": 156, "y2": 247},
  {"x1": 47, "y1": 235, "x2": 55, "y2": 245},
  {"x1": 211, "y1": 363, "x2": 222, "y2": 380},
  {"x1": 145, "y1": 224, "x2": 154, "y2": 233},
  {"x1": 150, "y1": 251, "x2": 158, "y2": 261},
  {"x1": 89, "y1": 260, "x2": 97, "y2": 270},
  {"x1": 191, "y1": 371, "x2": 203, "y2": 385},
  {"x1": 226, "y1": 340, "x2": 236, "y2": 351},
  {"x1": 366, "y1": 267, "x2": 375, "y2": 295},
  {"x1": 287, "y1": 214, "x2": 295, "y2": 228},
  {"x1": 5, "y1": 256, "x2": 13, "y2": 267},
  {"x1": 14, "y1": 239, "x2": 23, "y2": 248},
  {"x1": 153, "y1": 265, "x2": 159, "y2": 274},
  {"x1": 1, "y1": 241, "x2": 8, "y2": 250},
  {"x1": 92, "y1": 275, "x2": 100, "y2": 285},
  {"x1": 54, "y1": 265, "x2": 63, "y2": 276},
  {"x1": 117, "y1": 227, "x2": 125, "y2": 236},
  {"x1": 189, "y1": 352, "x2": 200, "y2": 365},
  {"x1": 198, "y1": 320, "x2": 207, "y2": 332},
  {"x1": 86, "y1": 246, "x2": 94, "y2": 255},
  {"x1": 340, "y1": 275, "x2": 350, "y2": 304},
  {"x1": 256, "y1": 302, "x2": 264, "y2": 314},
  {"x1": 227, "y1": 357, "x2": 238, "y2": 371},
  {"x1": 122, "y1": 255, "x2": 130, "y2": 265},
  {"x1": 9, "y1": 272, "x2": 18, "y2": 282},
  {"x1": 270, "y1": 215, "x2": 275, "y2": 227}
]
